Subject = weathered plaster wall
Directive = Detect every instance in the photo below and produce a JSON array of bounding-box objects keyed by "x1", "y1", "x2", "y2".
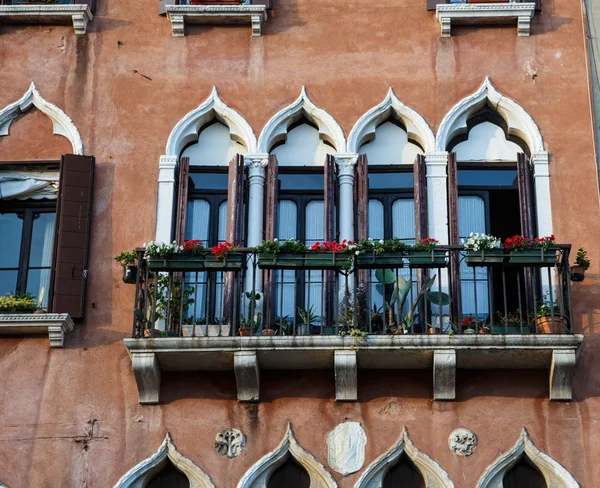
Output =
[{"x1": 0, "y1": 0, "x2": 599, "y2": 487}]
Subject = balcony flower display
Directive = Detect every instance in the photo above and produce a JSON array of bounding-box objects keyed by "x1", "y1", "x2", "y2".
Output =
[
  {"x1": 0, "y1": 292, "x2": 38, "y2": 314},
  {"x1": 256, "y1": 239, "x2": 354, "y2": 270},
  {"x1": 503, "y1": 234, "x2": 558, "y2": 265},
  {"x1": 534, "y1": 293, "x2": 569, "y2": 334},
  {"x1": 407, "y1": 238, "x2": 447, "y2": 268},
  {"x1": 462, "y1": 233, "x2": 504, "y2": 266},
  {"x1": 114, "y1": 250, "x2": 139, "y2": 284},
  {"x1": 144, "y1": 240, "x2": 243, "y2": 271},
  {"x1": 354, "y1": 238, "x2": 407, "y2": 269}
]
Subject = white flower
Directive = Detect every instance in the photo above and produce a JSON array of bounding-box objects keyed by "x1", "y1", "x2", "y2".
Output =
[
  {"x1": 274, "y1": 238, "x2": 278, "y2": 242},
  {"x1": 379, "y1": 239, "x2": 384, "y2": 245},
  {"x1": 355, "y1": 250, "x2": 360, "y2": 255}
]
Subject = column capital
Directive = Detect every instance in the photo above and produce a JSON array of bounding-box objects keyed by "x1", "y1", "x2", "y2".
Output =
[
  {"x1": 159, "y1": 155, "x2": 178, "y2": 169},
  {"x1": 245, "y1": 153, "x2": 269, "y2": 179},
  {"x1": 424, "y1": 151, "x2": 449, "y2": 166},
  {"x1": 334, "y1": 153, "x2": 358, "y2": 179}
]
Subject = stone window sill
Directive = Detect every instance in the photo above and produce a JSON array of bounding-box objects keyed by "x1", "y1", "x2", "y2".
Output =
[
  {"x1": 0, "y1": 4, "x2": 92, "y2": 34},
  {"x1": 124, "y1": 334, "x2": 583, "y2": 404},
  {"x1": 0, "y1": 313, "x2": 74, "y2": 348},
  {"x1": 165, "y1": 4, "x2": 267, "y2": 37},
  {"x1": 436, "y1": 3, "x2": 536, "y2": 37}
]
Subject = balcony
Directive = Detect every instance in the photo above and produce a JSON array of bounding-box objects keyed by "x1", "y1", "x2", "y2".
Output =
[
  {"x1": 163, "y1": 0, "x2": 268, "y2": 37},
  {"x1": 124, "y1": 245, "x2": 583, "y2": 404},
  {"x1": 0, "y1": 0, "x2": 94, "y2": 34},
  {"x1": 436, "y1": 2, "x2": 536, "y2": 38}
]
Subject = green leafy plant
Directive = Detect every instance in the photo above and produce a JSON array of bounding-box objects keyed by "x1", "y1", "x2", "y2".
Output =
[
  {"x1": 114, "y1": 250, "x2": 137, "y2": 267},
  {"x1": 149, "y1": 275, "x2": 194, "y2": 331},
  {"x1": 144, "y1": 241, "x2": 180, "y2": 258},
  {"x1": 575, "y1": 247, "x2": 590, "y2": 270},
  {"x1": 0, "y1": 292, "x2": 38, "y2": 311},
  {"x1": 239, "y1": 291, "x2": 262, "y2": 333},
  {"x1": 411, "y1": 238, "x2": 439, "y2": 251},
  {"x1": 255, "y1": 238, "x2": 308, "y2": 253},
  {"x1": 354, "y1": 238, "x2": 408, "y2": 255}
]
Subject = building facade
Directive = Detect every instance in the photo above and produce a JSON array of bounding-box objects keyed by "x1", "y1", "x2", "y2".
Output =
[{"x1": 0, "y1": 0, "x2": 599, "y2": 486}]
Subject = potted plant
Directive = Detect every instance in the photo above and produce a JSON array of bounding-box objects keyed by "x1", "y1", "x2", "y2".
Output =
[
  {"x1": 462, "y1": 233, "x2": 504, "y2": 266},
  {"x1": 407, "y1": 238, "x2": 447, "y2": 268},
  {"x1": 207, "y1": 241, "x2": 244, "y2": 270},
  {"x1": 493, "y1": 310, "x2": 531, "y2": 334},
  {"x1": 305, "y1": 240, "x2": 354, "y2": 270},
  {"x1": 256, "y1": 239, "x2": 307, "y2": 269},
  {"x1": 355, "y1": 238, "x2": 407, "y2": 269},
  {"x1": 534, "y1": 295, "x2": 569, "y2": 334},
  {"x1": 456, "y1": 315, "x2": 484, "y2": 334},
  {"x1": 0, "y1": 292, "x2": 38, "y2": 314},
  {"x1": 570, "y1": 247, "x2": 590, "y2": 282},
  {"x1": 114, "y1": 250, "x2": 138, "y2": 283},
  {"x1": 503, "y1": 234, "x2": 558, "y2": 266},
  {"x1": 297, "y1": 305, "x2": 319, "y2": 335}
]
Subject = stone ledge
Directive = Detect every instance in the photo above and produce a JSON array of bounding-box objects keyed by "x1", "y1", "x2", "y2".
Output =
[
  {"x1": 0, "y1": 313, "x2": 74, "y2": 347},
  {"x1": 436, "y1": 3, "x2": 536, "y2": 37},
  {"x1": 165, "y1": 4, "x2": 267, "y2": 36},
  {"x1": 0, "y1": 4, "x2": 92, "y2": 34},
  {"x1": 124, "y1": 335, "x2": 583, "y2": 404}
]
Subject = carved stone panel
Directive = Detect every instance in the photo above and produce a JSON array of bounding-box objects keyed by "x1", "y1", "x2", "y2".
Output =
[
  {"x1": 215, "y1": 428, "x2": 246, "y2": 458},
  {"x1": 449, "y1": 428, "x2": 477, "y2": 457},
  {"x1": 327, "y1": 421, "x2": 367, "y2": 476}
]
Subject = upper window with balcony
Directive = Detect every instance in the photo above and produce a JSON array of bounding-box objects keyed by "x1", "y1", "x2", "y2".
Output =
[
  {"x1": 427, "y1": 0, "x2": 541, "y2": 37},
  {"x1": 0, "y1": 0, "x2": 95, "y2": 35}
]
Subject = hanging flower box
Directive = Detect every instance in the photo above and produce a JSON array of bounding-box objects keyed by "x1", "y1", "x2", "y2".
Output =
[
  {"x1": 356, "y1": 252, "x2": 405, "y2": 269},
  {"x1": 204, "y1": 252, "x2": 245, "y2": 271},
  {"x1": 303, "y1": 251, "x2": 351, "y2": 270},
  {"x1": 146, "y1": 254, "x2": 206, "y2": 271},
  {"x1": 257, "y1": 252, "x2": 305, "y2": 270},
  {"x1": 508, "y1": 248, "x2": 558, "y2": 266},
  {"x1": 465, "y1": 249, "x2": 506, "y2": 267},
  {"x1": 407, "y1": 250, "x2": 447, "y2": 268}
]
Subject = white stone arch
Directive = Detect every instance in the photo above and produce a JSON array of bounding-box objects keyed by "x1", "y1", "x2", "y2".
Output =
[
  {"x1": 165, "y1": 87, "x2": 257, "y2": 157},
  {"x1": 436, "y1": 77, "x2": 544, "y2": 154},
  {"x1": 355, "y1": 428, "x2": 454, "y2": 488},
  {"x1": 237, "y1": 424, "x2": 338, "y2": 488},
  {"x1": 348, "y1": 88, "x2": 435, "y2": 154},
  {"x1": 0, "y1": 82, "x2": 83, "y2": 155},
  {"x1": 114, "y1": 433, "x2": 216, "y2": 488},
  {"x1": 476, "y1": 429, "x2": 580, "y2": 488},
  {"x1": 257, "y1": 87, "x2": 346, "y2": 154}
]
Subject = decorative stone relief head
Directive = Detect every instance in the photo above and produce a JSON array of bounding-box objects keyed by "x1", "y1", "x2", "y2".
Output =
[
  {"x1": 449, "y1": 428, "x2": 477, "y2": 457},
  {"x1": 215, "y1": 428, "x2": 246, "y2": 458}
]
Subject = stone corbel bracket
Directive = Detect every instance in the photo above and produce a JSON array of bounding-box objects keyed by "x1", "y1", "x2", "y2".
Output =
[
  {"x1": 165, "y1": 5, "x2": 267, "y2": 37},
  {"x1": 0, "y1": 4, "x2": 93, "y2": 35},
  {"x1": 0, "y1": 313, "x2": 74, "y2": 348},
  {"x1": 436, "y1": 3, "x2": 536, "y2": 38}
]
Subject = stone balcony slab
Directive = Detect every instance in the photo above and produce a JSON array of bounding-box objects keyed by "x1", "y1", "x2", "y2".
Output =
[
  {"x1": 0, "y1": 4, "x2": 92, "y2": 34},
  {"x1": 165, "y1": 4, "x2": 267, "y2": 37},
  {"x1": 0, "y1": 313, "x2": 74, "y2": 347},
  {"x1": 436, "y1": 3, "x2": 536, "y2": 37},
  {"x1": 124, "y1": 334, "x2": 583, "y2": 404}
]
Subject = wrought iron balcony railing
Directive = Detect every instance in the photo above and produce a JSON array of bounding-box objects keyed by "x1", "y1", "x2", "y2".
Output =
[{"x1": 131, "y1": 245, "x2": 575, "y2": 339}]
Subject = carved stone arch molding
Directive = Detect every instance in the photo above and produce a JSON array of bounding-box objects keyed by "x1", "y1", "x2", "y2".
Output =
[
  {"x1": 257, "y1": 86, "x2": 346, "y2": 154},
  {"x1": 476, "y1": 429, "x2": 580, "y2": 488},
  {"x1": 237, "y1": 424, "x2": 338, "y2": 488},
  {"x1": 436, "y1": 77, "x2": 544, "y2": 154},
  {"x1": 165, "y1": 86, "x2": 257, "y2": 157},
  {"x1": 355, "y1": 428, "x2": 454, "y2": 488},
  {"x1": 347, "y1": 88, "x2": 436, "y2": 154},
  {"x1": 0, "y1": 83, "x2": 84, "y2": 155},
  {"x1": 113, "y1": 433, "x2": 216, "y2": 488}
]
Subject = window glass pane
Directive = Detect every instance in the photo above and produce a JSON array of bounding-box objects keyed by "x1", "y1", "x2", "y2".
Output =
[
  {"x1": 0, "y1": 213, "x2": 23, "y2": 268},
  {"x1": 0, "y1": 270, "x2": 18, "y2": 296},
  {"x1": 392, "y1": 199, "x2": 415, "y2": 243},
  {"x1": 369, "y1": 171, "x2": 414, "y2": 190},
  {"x1": 188, "y1": 172, "x2": 228, "y2": 191},
  {"x1": 277, "y1": 200, "x2": 297, "y2": 240},
  {"x1": 305, "y1": 200, "x2": 324, "y2": 245},
  {"x1": 458, "y1": 169, "x2": 517, "y2": 188},
  {"x1": 26, "y1": 268, "x2": 51, "y2": 310},
  {"x1": 279, "y1": 173, "x2": 324, "y2": 192},
  {"x1": 29, "y1": 213, "x2": 56, "y2": 267},
  {"x1": 368, "y1": 200, "x2": 384, "y2": 240},
  {"x1": 185, "y1": 200, "x2": 210, "y2": 246},
  {"x1": 218, "y1": 202, "x2": 228, "y2": 242}
]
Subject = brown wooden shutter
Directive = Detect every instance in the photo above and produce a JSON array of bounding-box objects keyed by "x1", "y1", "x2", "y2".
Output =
[
  {"x1": 356, "y1": 154, "x2": 368, "y2": 242},
  {"x1": 324, "y1": 155, "x2": 336, "y2": 325},
  {"x1": 447, "y1": 152, "x2": 461, "y2": 324},
  {"x1": 263, "y1": 154, "x2": 278, "y2": 329},
  {"x1": 175, "y1": 157, "x2": 190, "y2": 245},
  {"x1": 50, "y1": 154, "x2": 95, "y2": 319},
  {"x1": 414, "y1": 154, "x2": 428, "y2": 241},
  {"x1": 517, "y1": 152, "x2": 535, "y2": 313},
  {"x1": 427, "y1": 0, "x2": 447, "y2": 11},
  {"x1": 223, "y1": 154, "x2": 245, "y2": 326}
]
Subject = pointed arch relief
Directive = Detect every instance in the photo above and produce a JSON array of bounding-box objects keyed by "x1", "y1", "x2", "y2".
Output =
[
  {"x1": 355, "y1": 428, "x2": 454, "y2": 488},
  {"x1": 237, "y1": 424, "x2": 338, "y2": 488},
  {"x1": 165, "y1": 87, "x2": 257, "y2": 157},
  {"x1": 476, "y1": 429, "x2": 580, "y2": 488},
  {"x1": 436, "y1": 78, "x2": 544, "y2": 155},
  {"x1": 114, "y1": 433, "x2": 215, "y2": 488},
  {"x1": 348, "y1": 88, "x2": 435, "y2": 154},
  {"x1": 257, "y1": 87, "x2": 346, "y2": 154},
  {"x1": 0, "y1": 83, "x2": 83, "y2": 155}
]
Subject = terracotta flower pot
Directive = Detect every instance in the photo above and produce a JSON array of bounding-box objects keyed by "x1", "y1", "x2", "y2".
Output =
[
  {"x1": 570, "y1": 265, "x2": 585, "y2": 282},
  {"x1": 239, "y1": 327, "x2": 252, "y2": 336},
  {"x1": 536, "y1": 315, "x2": 568, "y2": 334},
  {"x1": 261, "y1": 328, "x2": 275, "y2": 336}
]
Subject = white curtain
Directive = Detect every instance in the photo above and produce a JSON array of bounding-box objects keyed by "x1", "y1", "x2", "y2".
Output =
[
  {"x1": 368, "y1": 200, "x2": 384, "y2": 241},
  {"x1": 392, "y1": 198, "x2": 415, "y2": 243},
  {"x1": 185, "y1": 200, "x2": 210, "y2": 245},
  {"x1": 458, "y1": 196, "x2": 489, "y2": 319},
  {"x1": 0, "y1": 171, "x2": 59, "y2": 200},
  {"x1": 275, "y1": 200, "x2": 298, "y2": 321},
  {"x1": 305, "y1": 201, "x2": 325, "y2": 319},
  {"x1": 26, "y1": 214, "x2": 55, "y2": 310}
]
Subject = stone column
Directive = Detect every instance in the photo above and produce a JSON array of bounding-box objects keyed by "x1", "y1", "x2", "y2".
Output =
[
  {"x1": 155, "y1": 155, "x2": 178, "y2": 242},
  {"x1": 334, "y1": 154, "x2": 358, "y2": 243}
]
